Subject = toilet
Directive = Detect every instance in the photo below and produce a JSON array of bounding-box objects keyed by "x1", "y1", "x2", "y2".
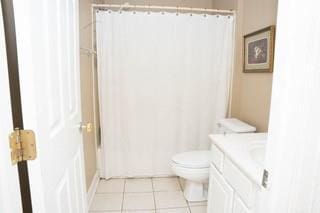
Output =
[{"x1": 171, "y1": 118, "x2": 256, "y2": 202}]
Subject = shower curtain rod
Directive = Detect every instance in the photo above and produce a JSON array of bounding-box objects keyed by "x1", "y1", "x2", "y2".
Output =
[{"x1": 92, "y1": 3, "x2": 235, "y2": 15}]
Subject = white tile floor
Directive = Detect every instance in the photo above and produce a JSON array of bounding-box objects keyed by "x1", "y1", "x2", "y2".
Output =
[{"x1": 90, "y1": 177, "x2": 207, "y2": 213}]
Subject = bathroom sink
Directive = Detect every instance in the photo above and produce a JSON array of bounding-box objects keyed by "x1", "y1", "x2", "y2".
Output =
[
  {"x1": 250, "y1": 145, "x2": 266, "y2": 166},
  {"x1": 210, "y1": 133, "x2": 267, "y2": 185}
]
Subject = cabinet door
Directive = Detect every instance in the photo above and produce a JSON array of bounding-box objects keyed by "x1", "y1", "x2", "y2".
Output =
[
  {"x1": 233, "y1": 194, "x2": 250, "y2": 213},
  {"x1": 207, "y1": 165, "x2": 234, "y2": 213}
]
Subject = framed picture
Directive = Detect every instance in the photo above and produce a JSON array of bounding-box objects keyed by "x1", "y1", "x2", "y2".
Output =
[{"x1": 243, "y1": 26, "x2": 275, "y2": 73}]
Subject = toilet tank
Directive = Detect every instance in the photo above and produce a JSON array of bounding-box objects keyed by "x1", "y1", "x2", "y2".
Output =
[{"x1": 217, "y1": 118, "x2": 256, "y2": 134}]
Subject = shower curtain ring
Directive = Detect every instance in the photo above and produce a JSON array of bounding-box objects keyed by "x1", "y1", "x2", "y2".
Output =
[
  {"x1": 176, "y1": 6, "x2": 179, "y2": 16},
  {"x1": 108, "y1": 3, "x2": 111, "y2": 13},
  {"x1": 204, "y1": 8, "x2": 207, "y2": 17},
  {"x1": 133, "y1": 4, "x2": 136, "y2": 14},
  {"x1": 147, "y1": 4, "x2": 151, "y2": 14},
  {"x1": 228, "y1": 9, "x2": 232, "y2": 18},
  {"x1": 190, "y1": 7, "x2": 193, "y2": 16}
]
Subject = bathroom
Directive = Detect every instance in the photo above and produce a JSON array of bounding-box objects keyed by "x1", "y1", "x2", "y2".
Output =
[
  {"x1": 86, "y1": 0, "x2": 275, "y2": 212},
  {"x1": 0, "y1": 0, "x2": 320, "y2": 213}
]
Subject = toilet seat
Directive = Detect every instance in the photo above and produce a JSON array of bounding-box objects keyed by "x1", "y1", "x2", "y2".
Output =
[
  {"x1": 172, "y1": 151, "x2": 211, "y2": 169},
  {"x1": 171, "y1": 162, "x2": 209, "y2": 182}
]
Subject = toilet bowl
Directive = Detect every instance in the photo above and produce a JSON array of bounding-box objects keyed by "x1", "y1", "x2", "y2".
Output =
[
  {"x1": 171, "y1": 118, "x2": 256, "y2": 202},
  {"x1": 171, "y1": 151, "x2": 211, "y2": 202}
]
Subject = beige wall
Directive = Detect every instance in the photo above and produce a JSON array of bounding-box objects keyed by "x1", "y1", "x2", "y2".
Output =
[
  {"x1": 212, "y1": 0, "x2": 236, "y2": 10},
  {"x1": 80, "y1": 0, "x2": 98, "y2": 190},
  {"x1": 213, "y1": 0, "x2": 278, "y2": 132}
]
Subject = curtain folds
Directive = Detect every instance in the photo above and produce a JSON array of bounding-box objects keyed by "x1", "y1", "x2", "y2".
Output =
[{"x1": 96, "y1": 11, "x2": 234, "y2": 178}]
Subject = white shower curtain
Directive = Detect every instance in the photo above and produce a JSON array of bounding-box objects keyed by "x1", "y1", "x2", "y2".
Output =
[{"x1": 96, "y1": 10, "x2": 234, "y2": 178}]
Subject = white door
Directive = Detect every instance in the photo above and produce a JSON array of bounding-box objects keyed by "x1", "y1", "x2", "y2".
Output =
[
  {"x1": 207, "y1": 165, "x2": 234, "y2": 213},
  {"x1": 260, "y1": 0, "x2": 320, "y2": 212},
  {"x1": 12, "y1": 0, "x2": 87, "y2": 212},
  {"x1": 0, "y1": 3, "x2": 22, "y2": 212}
]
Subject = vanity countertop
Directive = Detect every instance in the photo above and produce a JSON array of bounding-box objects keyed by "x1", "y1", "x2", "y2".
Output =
[{"x1": 209, "y1": 133, "x2": 267, "y2": 186}]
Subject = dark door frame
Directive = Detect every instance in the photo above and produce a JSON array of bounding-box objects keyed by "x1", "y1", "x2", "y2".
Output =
[{"x1": 1, "y1": 0, "x2": 33, "y2": 212}]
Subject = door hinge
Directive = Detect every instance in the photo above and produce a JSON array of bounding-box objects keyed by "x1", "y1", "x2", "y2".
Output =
[
  {"x1": 9, "y1": 128, "x2": 37, "y2": 165},
  {"x1": 262, "y1": 169, "x2": 269, "y2": 188}
]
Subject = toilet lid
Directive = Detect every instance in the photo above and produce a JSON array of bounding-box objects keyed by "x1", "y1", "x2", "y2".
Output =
[{"x1": 172, "y1": 151, "x2": 211, "y2": 169}]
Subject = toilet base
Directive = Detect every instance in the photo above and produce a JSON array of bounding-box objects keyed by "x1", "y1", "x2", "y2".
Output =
[{"x1": 183, "y1": 180, "x2": 208, "y2": 202}]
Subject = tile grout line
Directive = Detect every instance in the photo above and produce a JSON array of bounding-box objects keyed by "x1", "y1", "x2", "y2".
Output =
[
  {"x1": 177, "y1": 178, "x2": 192, "y2": 213},
  {"x1": 151, "y1": 177, "x2": 157, "y2": 212},
  {"x1": 121, "y1": 179, "x2": 126, "y2": 213},
  {"x1": 177, "y1": 177, "x2": 183, "y2": 192},
  {"x1": 98, "y1": 177, "x2": 198, "y2": 213},
  {"x1": 187, "y1": 203, "x2": 192, "y2": 213}
]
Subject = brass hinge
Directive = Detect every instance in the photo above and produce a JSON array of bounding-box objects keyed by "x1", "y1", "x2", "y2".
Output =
[{"x1": 9, "y1": 128, "x2": 37, "y2": 165}]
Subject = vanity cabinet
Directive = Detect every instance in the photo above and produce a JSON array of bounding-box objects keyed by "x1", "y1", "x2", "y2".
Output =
[
  {"x1": 207, "y1": 144, "x2": 261, "y2": 213},
  {"x1": 207, "y1": 166, "x2": 234, "y2": 213}
]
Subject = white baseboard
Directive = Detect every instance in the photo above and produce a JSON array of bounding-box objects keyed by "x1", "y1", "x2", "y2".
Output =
[{"x1": 87, "y1": 170, "x2": 100, "y2": 209}]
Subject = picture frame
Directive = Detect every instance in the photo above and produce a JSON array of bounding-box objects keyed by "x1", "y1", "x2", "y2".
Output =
[{"x1": 243, "y1": 26, "x2": 275, "y2": 73}]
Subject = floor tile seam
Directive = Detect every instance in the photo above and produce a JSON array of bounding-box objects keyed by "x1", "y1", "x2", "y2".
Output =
[
  {"x1": 95, "y1": 192, "x2": 125, "y2": 194},
  {"x1": 122, "y1": 190, "x2": 182, "y2": 194},
  {"x1": 188, "y1": 203, "x2": 207, "y2": 207},
  {"x1": 124, "y1": 191, "x2": 154, "y2": 193},
  {"x1": 177, "y1": 178, "x2": 184, "y2": 191},
  {"x1": 156, "y1": 206, "x2": 191, "y2": 210},
  {"x1": 176, "y1": 179, "x2": 191, "y2": 212},
  {"x1": 156, "y1": 203, "x2": 189, "y2": 208},
  {"x1": 151, "y1": 177, "x2": 157, "y2": 210},
  {"x1": 121, "y1": 179, "x2": 127, "y2": 212},
  {"x1": 153, "y1": 189, "x2": 183, "y2": 193},
  {"x1": 122, "y1": 207, "x2": 156, "y2": 211},
  {"x1": 187, "y1": 203, "x2": 192, "y2": 213}
]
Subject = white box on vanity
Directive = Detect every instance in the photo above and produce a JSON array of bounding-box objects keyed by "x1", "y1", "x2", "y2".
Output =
[{"x1": 207, "y1": 133, "x2": 267, "y2": 213}]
